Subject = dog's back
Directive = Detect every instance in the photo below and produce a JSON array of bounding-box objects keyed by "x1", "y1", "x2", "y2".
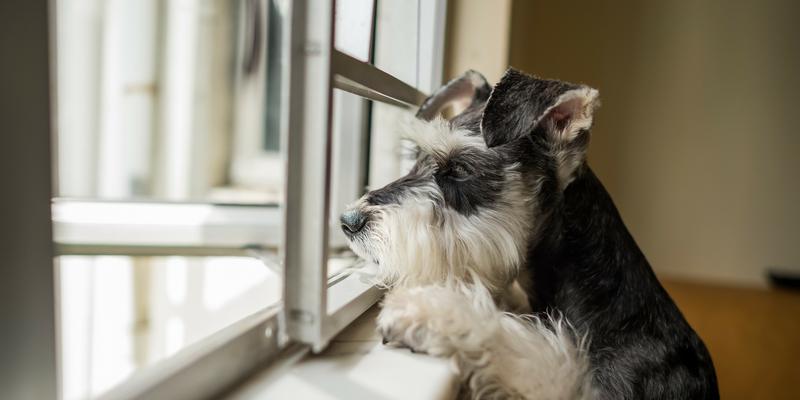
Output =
[{"x1": 529, "y1": 167, "x2": 719, "y2": 399}]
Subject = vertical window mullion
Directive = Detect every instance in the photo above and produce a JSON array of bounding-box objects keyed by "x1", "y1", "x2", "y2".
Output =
[{"x1": 281, "y1": 0, "x2": 335, "y2": 351}]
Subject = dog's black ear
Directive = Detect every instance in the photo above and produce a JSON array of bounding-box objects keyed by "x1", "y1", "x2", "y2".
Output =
[
  {"x1": 481, "y1": 68, "x2": 599, "y2": 148},
  {"x1": 482, "y1": 68, "x2": 599, "y2": 186},
  {"x1": 416, "y1": 70, "x2": 491, "y2": 121}
]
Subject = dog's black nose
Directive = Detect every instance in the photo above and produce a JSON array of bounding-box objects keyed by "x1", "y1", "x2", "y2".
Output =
[{"x1": 340, "y1": 209, "x2": 367, "y2": 236}]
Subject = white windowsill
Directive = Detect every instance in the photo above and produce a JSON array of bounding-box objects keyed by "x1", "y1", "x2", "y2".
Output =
[{"x1": 226, "y1": 306, "x2": 459, "y2": 400}]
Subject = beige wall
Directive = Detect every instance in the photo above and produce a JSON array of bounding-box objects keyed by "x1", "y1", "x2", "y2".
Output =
[
  {"x1": 444, "y1": 0, "x2": 512, "y2": 83},
  {"x1": 448, "y1": 0, "x2": 800, "y2": 286},
  {"x1": 510, "y1": 0, "x2": 800, "y2": 286}
]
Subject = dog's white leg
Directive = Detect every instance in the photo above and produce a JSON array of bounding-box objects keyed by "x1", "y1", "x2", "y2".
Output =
[
  {"x1": 499, "y1": 279, "x2": 532, "y2": 314},
  {"x1": 378, "y1": 284, "x2": 595, "y2": 399}
]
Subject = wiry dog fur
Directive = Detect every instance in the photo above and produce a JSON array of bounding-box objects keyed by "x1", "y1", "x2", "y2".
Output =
[
  {"x1": 341, "y1": 69, "x2": 719, "y2": 399},
  {"x1": 379, "y1": 282, "x2": 593, "y2": 399}
]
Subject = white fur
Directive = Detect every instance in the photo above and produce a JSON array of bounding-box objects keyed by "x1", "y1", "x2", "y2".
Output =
[
  {"x1": 344, "y1": 117, "x2": 596, "y2": 399},
  {"x1": 348, "y1": 117, "x2": 536, "y2": 293},
  {"x1": 378, "y1": 282, "x2": 595, "y2": 400}
]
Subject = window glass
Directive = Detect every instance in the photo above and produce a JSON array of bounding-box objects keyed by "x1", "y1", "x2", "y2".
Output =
[
  {"x1": 53, "y1": 0, "x2": 427, "y2": 396},
  {"x1": 326, "y1": 1, "x2": 424, "y2": 277},
  {"x1": 328, "y1": 0, "x2": 381, "y2": 278},
  {"x1": 58, "y1": 255, "x2": 280, "y2": 399},
  {"x1": 54, "y1": 0, "x2": 288, "y2": 397},
  {"x1": 335, "y1": 0, "x2": 375, "y2": 62},
  {"x1": 369, "y1": 0, "x2": 421, "y2": 188},
  {"x1": 374, "y1": 0, "x2": 420, "y2": 87},
  {"x1": 55, "y1": 0, "x2": 286, "y2": 204},
  {"x1": 328, "y1": 89, "x2": 370, "y2": 278}
]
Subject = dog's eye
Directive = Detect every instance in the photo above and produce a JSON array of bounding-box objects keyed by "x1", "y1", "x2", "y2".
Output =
[{"x1": 446, "y1": 164, "x2": 471, "y2": 182}]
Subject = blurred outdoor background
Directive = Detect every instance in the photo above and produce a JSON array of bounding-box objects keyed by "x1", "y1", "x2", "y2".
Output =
[{"x1": 444, "y1": 1, "x2": 800, "y2": 399}]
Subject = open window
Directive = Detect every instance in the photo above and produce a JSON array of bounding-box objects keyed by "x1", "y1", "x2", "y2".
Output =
[{"x1": 51, "y1": 0, "x2": 446, "y2": 398}]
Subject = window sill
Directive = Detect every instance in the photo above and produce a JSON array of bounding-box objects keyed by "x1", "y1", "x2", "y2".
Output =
[{"x1": 226, "y1": 306, "x2": 459, "y2": 400}]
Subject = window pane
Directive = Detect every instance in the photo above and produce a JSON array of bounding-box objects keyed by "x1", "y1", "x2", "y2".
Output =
[
  {"x1": 57, "y1": 255, "x2": 280, "y2": 400},
  {"x1": 54, "y1": 1, "x2": 288, "y2": 398},
  {"x1": 369, "y1": 0, "x2": 422, "y2": 188},
  {"x1": 55, "y1": 0, "x2": 286, "y2": 204},
  {"x1": 328, "y1": 89, "x2": 371, "y2": 277},
  {"x1": 328, "y1": 1, "x2": 423, "y2": 276},
  {"x1": 335, "y1": 0, "x2": 375, "y2": 62},
  {"x1": 374, "y1": 0, "x2": 419, "y2": 87}
]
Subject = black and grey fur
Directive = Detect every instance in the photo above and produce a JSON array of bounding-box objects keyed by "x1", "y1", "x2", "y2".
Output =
[{"x1": 341, "y1": 68, "x2": 719, "y2": 399}]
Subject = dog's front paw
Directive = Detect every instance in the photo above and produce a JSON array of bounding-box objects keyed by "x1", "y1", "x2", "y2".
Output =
[
  {"x1": 376, "y1": 291, "x2": 432, "y2": 354},
  {"x1": 377, "y1": 286, "x2": 476, "y2": 357}
]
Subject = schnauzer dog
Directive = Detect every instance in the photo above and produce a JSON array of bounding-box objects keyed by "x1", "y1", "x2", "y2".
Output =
[{"x1": 340, "y1": 69, "x2": 719, "y2": 399}]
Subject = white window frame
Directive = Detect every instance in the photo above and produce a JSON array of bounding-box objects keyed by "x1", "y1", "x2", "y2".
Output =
[
  {"x1": 42, "y1": 0, "x2": 447, "y2": 398},
  {"x1": 281, "y1": 0, "x2": 431, "y2": 351}
]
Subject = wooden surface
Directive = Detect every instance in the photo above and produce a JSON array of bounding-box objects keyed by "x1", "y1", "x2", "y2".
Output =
[{"x1": 662, "y1": 279, "x2": 800, "y2": 400}]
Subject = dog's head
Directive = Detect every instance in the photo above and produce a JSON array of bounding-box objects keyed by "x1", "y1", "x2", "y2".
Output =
[{"x1": 341, "y1": 68, "x2": 599, "y2": 290}]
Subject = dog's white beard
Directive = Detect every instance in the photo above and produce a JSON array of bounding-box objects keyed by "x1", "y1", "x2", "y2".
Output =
[{"x1": 360, "y1": 178, "x2": 533, "y2": 293}]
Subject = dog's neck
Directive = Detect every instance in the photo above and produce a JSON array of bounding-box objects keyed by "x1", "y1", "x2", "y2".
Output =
[{"x1": 525, "y1": 165, "x2": 666, "y2": 329}]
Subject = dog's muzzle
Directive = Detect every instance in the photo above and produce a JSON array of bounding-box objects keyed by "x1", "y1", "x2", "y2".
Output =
[{"x1": 340, "y1": 209, "x2": 367, "y2": 237}]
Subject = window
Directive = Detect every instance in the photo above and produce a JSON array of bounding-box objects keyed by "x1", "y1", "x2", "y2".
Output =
[{"x1": 48, "y1": 0, "x2": 446, "y2": 398}]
